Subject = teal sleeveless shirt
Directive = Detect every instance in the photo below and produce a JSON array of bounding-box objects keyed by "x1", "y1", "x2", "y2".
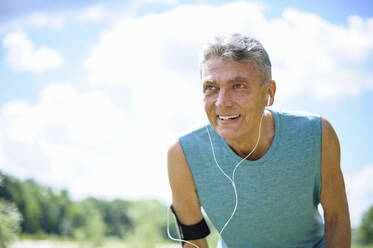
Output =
[{"x1": 179, "y1": 109, "x2": 324, "y2": 248}]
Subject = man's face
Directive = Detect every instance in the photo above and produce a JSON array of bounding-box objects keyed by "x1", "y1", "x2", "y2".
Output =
[{"x1": 201, "y1": 56, "x2": 268, "y2": 142}]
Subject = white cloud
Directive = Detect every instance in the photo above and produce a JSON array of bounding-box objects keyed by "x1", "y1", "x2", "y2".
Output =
[
  {"x1": 3, "y1": 31, "x2": 63, "y2": 73},
  {"x1": 139, "y1": 0, "x2": 179, "y2": 4},
  {"x1": 83, "y1": 2, "x2": 373, "y2": 102},
  {"x1": 26, "y1": 13, "x2": 65, "y2": 29},
  {"x1": 265, "y1": 9, "x2": 373, "y2": 101},
  {"x1": 345, "y1": 165, "x2": 373, "y2": 227},
  {"x1": 0, "y1": 13, "x2": 66, "y2": 37},
  {"x1": 0, "y1": 79, "x2": 200, "y2": 202},
  {"x1": 0, "y1": 83, "x2": 132, "y2": 199},
  {"x1": 0, "y1": 81, "x2": 202, "y2": 201},
  {"x1": 78, "y1": 5, "x2": 105, "y2": 22}
]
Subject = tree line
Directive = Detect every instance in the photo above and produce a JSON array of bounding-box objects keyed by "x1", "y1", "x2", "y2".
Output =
[
  {"x1": 1, "y1": 171, "x2": 373, "y2": 247},
  {"x1": 0, "y1": 172, "x2": 177, "y2": 248}
]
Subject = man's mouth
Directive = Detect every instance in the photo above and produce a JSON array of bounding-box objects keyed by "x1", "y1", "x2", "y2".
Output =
[{"x1": 218, "y1": 114, "x2": 240, "y2": 120}]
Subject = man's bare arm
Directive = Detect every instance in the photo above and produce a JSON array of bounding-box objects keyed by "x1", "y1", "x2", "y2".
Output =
[
  {"x1": 320, "y1": 118, "x2": 351, "y2": 247},
  {"x1": 167, "y1": 141, "x2": 209, "y2": 248}
]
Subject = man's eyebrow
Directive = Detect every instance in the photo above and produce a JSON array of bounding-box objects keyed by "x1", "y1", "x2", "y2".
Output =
[
  {"x1": 227, "y1": 76, "x2": 249, "y2": 84},
  {"x1": 203, "y1": 79, "x2": 216, "y2": 85}
]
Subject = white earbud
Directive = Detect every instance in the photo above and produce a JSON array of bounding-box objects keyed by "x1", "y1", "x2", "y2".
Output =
[{"x1": 267, "y1": 95, "x2": 271, "y2": 106}]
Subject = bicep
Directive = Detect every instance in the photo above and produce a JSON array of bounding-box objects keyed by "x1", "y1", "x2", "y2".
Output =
[{"x1": 320, "y1": 118, "x2": 349, "y2": 223}]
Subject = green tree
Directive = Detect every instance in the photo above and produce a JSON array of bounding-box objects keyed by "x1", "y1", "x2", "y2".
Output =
[
  {"x1": 74, "y1": 198, "x2": 106, "y2": 247},
  {"x1": 359, "y1": 206, "x2": 373, "y2": 244},
  {"x1": 40, "y1": 189, "x2": 71, "y2": 235},
  {"x1": 0, "y1": 175, "x2": 22, "y2": 248},
  {"x1": 0, "y1": 172, "x2": 176, "y2": 246},
  {"x1": 107, "y1": 199, "x2": 133, "y2": 238},
  {"x1": 0, "y1": 174, "x2": 43, "y2": 234},
  {"x1": 21, "y1": 180, "x2": 43, "y2": 233},
  {"x1": 60, "y1": 201, "x2": 85, "y2": 237},
  {"x1": 125, "y1": 200, "x2": 169, "y2": 248},
  {"x1": 83, "y1": 197, "x2": 133, "y2": 238}
]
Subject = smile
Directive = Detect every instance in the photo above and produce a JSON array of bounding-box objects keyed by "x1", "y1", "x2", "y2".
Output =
[{"x1": 218, "y1": 114, "x2": 240, "y2": 120}]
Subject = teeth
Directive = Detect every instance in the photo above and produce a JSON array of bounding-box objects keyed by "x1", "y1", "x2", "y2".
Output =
[{"x1": 219, "y1": 114, "x2": 240, "y2": 120}]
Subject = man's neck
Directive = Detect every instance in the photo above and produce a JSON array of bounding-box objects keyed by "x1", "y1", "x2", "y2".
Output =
[{"x1": 226, "y1": 110, "x2": 275, "y2": 161}]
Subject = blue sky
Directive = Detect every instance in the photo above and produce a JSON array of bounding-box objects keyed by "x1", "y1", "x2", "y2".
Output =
[{"x1": 0, "y1": 0, "x2": 372, "y2": 228}]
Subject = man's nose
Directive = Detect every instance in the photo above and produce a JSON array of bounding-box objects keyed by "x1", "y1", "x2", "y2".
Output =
[{"x1": 216, "y1": 89, "x2": 233, "y2": 107}]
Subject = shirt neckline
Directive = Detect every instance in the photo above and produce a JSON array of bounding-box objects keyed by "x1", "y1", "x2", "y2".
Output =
[{"x1": 207, "y1": 108, "x2": 280, "y2": 166}]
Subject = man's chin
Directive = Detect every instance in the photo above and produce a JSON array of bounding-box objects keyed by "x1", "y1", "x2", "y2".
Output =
[{"x1": 215, "y1": 127, "x2": 240, "y2": 139}]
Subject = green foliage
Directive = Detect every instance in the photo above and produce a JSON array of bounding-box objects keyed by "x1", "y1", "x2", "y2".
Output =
[
  {"x1": 1, "y1": 169, "x2": 372, "y2": 248},
  {"x1": 359, "y1": 206, "x2": 373, "y2": 244},
  {"x1": 0, "y1": 175, "x2": 22, "y2": 248},
  {"x1": 81, "y1": 197, "x2": 133, "y2": 238},
  {"x1": 73, "y1": 199, "x2": 106, "y2": 247},
  {"x1": 125, "y1": 200, "x2": 168, "y2": 248},
  {"x1": 106, "y1": 199, "x2": 133, "y2": 238},
  {"x1": 40, "y1": 189, "x2": 70, "y2": 235},
  {"x1": 0, "y1": 172, "x2": 174, "y2": 246},
  {"x1": 59, "y1": 202, "x2": 86, "y2": 237},
  {"x1": 22, "y1": 180, "x2": 43, "y2": 233}
]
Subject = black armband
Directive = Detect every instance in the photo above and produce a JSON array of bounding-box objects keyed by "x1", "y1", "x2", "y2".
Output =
[{"x1": 170, "y1": 205, "x2": 210, "y2": 245}]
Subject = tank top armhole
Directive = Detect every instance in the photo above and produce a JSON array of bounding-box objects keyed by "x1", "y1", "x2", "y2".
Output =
[
  {"x1": 313, "y1": 116, "x2": 323, "y2": 206},
  {"x1": 178, "y1": 135, "x2": 203, "y2": 206}
]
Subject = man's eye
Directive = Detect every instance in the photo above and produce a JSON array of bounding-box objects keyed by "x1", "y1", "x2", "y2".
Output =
[
  {"x1": 233, "y1": 84, "x2": 244, "y2": 89},
  {"x1": 205, "y1": 85, "x2": 216, "y2": 91}
]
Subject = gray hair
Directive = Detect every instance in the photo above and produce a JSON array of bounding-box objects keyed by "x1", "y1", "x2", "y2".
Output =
[{"x1": 200, "y1": 33, "x2": 272, "y2": 86}]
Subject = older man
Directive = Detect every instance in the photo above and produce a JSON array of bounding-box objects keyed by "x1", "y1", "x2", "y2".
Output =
[{"x1": 167, "y1": 34, "x2": 350, "y2": 248}]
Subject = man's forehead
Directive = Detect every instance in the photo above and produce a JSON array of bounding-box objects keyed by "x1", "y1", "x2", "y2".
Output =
[
  {"x1": 201, "y1": 58, "x2": 262, "y2": 87},
  {"x1": 201, "y1": 65, "x2": 257, "y2": 83},
  {"x1": 203, "y1": 56, "x2": 253, "y2": 68},
  {"x1": 202, "y1": 57, "x2": 255, "y2": 75}
]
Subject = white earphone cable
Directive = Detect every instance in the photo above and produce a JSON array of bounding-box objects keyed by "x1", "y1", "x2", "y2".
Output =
[
  {"x1": 167, "y1": 207, "x2": 200, "y2": 248},
  {"x1": 206, "y1": 111, "x2": 264, "y2": 236},
  {"x1": 167, "y1": 110, "x2": 266, "y2": 247}
]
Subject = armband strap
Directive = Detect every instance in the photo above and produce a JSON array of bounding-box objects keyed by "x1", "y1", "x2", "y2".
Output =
[{"x1": 170, "y1": 205, "x2": 210, "y2": 243}]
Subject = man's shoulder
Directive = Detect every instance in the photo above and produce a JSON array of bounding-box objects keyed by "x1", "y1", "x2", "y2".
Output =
[
  {"x1": 273, "y1": 109, "x2": 321, "y2": 126},
  {"x1": 271, "y1": 109, "x2": 322, "y2": 135},
  {"x1": 274, "y1": 109, "x2": 321, "y2": 120},
  {"x1": 175, "y1": 124, "x2": 212, "y2": 156},
  {"x1": 179, "y1": 124, "x2": 210, "y2": 141},
  {"x1": 167, "y1": 125, "x2": 210, "y2": 172}
]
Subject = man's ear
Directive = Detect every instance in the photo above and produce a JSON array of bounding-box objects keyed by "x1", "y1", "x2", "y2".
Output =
[{"x1": 267, "y1": 80, "x2": 276, "y2": 106}]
